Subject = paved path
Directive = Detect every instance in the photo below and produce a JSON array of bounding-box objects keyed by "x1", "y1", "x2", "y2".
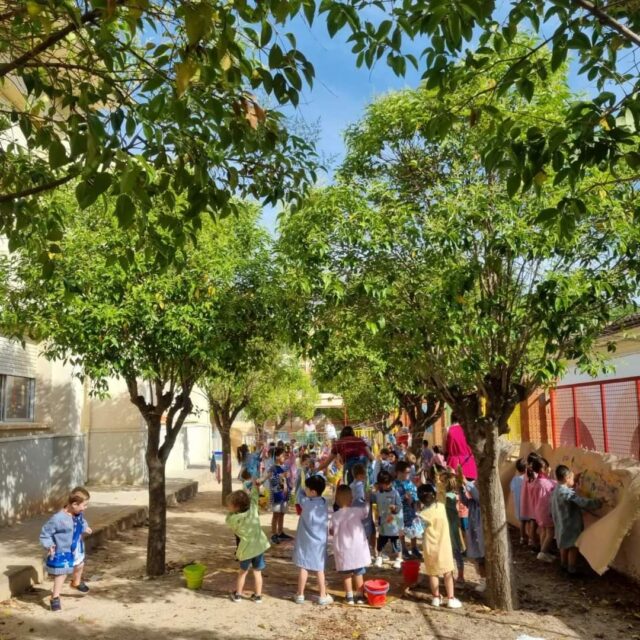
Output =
[{"x1": 0, "y1": 467, "x2": 210, "y2": 600}]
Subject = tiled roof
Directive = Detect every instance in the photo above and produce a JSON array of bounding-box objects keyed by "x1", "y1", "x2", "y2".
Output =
[{"x1": 601, "y1": 312, "x2": 640, "y2": 337}]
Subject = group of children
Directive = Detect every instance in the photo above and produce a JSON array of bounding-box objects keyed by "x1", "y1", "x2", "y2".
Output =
[
  {"x1": 224, "y1": 437, "x2": 493, "y2": 608},
  {"x1": 510, "y1": 451, "x2": 603, "y2": 574},
  {"x1": 36, "y1": 439, "x2": 602, "y2": 613}
]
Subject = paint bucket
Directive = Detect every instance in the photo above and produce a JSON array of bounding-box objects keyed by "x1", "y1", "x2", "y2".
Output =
[
  {"x1": 401, "y1": 559, "x2": 421, "y2": 585},
  {"x1": 183, "y1": 563, "x2": 206, "y2": 590},
  {"x1": 364, "y1": 579, "x2": 390, "y2": 607}
]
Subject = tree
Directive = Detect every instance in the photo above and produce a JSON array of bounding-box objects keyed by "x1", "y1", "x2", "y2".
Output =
[
  {"x1": 245, "y1": 349, "x2": 319, "y2": 437},
  {"x1": 0, "y1": 1, "x2": 318, "y2": 260},
  {"x1": 321, "y1": 0, "x2": 640, "y2": 224},
  {"x1": 277, "y1": 53, "x2": 640, "y2": 609},
  {"x1": 0, "y1": 195, "x2": 270, "y2": 576}
]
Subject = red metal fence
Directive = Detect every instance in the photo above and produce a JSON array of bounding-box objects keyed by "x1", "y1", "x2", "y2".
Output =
[
  {"x1": 549, "y1": 377, "x2": 640, "y2": 459},
  {"x1": 425, "y1": 377, "x2": 640, "y2": 460}
]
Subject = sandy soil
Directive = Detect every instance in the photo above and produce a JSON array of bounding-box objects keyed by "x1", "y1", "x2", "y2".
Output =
[{"x1": 1, "y1": 479, "x2": 639, "y2": 640}]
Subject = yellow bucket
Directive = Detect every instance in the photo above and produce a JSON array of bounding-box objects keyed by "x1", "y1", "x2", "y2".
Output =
[{"x1": 183, "y1": 563, "x2": 206, "y2": 590}]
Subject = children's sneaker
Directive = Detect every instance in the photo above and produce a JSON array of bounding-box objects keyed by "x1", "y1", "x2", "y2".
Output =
[
  {"x1": 373, "y1": 556, "x2": 383, "y2": 568},
  {"x1": 278, "y1": 532, "x2": 293, "y2": 541},
  {"x1": 355, "y1": 594, "x2": 366, "y2": 605},
  {"x1": 447, "y1": 597, "x2": 463, "y2": 609},
  {"x1": 392, "y1": 558, "x2": 402, "y2": 570},
  {"x1": 270, "y1": 534, "x2": 281, "y2": 545},
  {"x1": 230, "y1": 591, "x2": 242, "y2": 603},
  {"x1": 50, "y1": 597, "x2": 61, "y2": 612},
  {"x1": 293, "y1": 594, "x2": 305, "y2": 604},
  {"x1": 536, "y1": 552, "x2": 555, "y2": 563},
  {"x1": 70, "y1": 581, "x2": 90, "y2": 593},
  {"x1": 345, "y1": 593, "x2": 355, "y2": 605},
  {"x1": 317, "y1": 595, "x2": 334, "y2": 606},
  {"x1": 411, "y1": 548, "x2": 423, "y2": 560},
  {"x1": 402, "y1": 550, "x2": 413, "y2": 561},
  {"x1": 250, "y1": 594, "x2": 262, "y2": 604},
  {"x1": 431, "y1": 596, "x2": 441, "y2": 608}
]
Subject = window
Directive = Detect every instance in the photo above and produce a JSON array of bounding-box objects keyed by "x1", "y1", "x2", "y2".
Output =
[{"x1": 0, "y1": 375, "x2": 35, "y2": 422}]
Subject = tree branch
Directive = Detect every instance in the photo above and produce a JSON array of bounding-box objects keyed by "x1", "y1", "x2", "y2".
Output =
[
  {"x1": 573, "y1": 0, "x2": 640, "y2": 47},
  {"x1": 0, "y1": 172, "x2": 78, "y2": 203},
  {"x1": 0, "y1": 8, "x2": 101, "y2": 80}
]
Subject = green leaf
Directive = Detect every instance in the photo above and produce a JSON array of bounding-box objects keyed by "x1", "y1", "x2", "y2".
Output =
[
  {"x1": 517, "y1": 78, "x2": 534, "y2": 102},
  {"x1": 75, "y1": 173, "x2": 112, "y2": 209},
  {"x1": 184, "y1": 3, "x2": 212, "y2": 45},
  {"x1": 49, "y1": 139, "x2": 68, "y2": 170},
  {"x1": 114, "y1": 193, "x2": 135, "y2": 228},
  {"x1": 506, "y1": 172, "x2": 520, "y2": 198}
]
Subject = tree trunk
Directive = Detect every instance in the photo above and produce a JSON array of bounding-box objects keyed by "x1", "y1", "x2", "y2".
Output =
[
  {"x1": 220, "y1": 423, "x2": 233, "y2": 502},
  {"x1": 145, "y1": 415, "x2": 167, "y2": 577},
  {"x1": 475, "y1": 421, "x2": 517, "y2": 610}
]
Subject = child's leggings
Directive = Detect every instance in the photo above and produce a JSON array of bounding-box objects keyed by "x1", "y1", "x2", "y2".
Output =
[{"x1": 453, "y1": 548, "x2": 464, "y2": 574}]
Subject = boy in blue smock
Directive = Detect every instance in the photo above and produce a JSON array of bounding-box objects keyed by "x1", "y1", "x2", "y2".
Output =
[
  {"x1": 551, "y1": 465, "x2": 602, "y2": 575},
  {"x1": 39, "y1": 487, "x2": 93, "y2": 612},
  {"x1": 371, "y1": 469, "x2": 403, "y2": 569}
]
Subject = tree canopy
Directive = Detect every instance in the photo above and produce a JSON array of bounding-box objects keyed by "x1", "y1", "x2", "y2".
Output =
[
  {"x1": 277, "y1": 48, "x2": 640, "y2": 608},
  {"x1": 0, "y1": 0, "x2": 318, "y2": 261},
  {"x1": 321, "y1": 0, "x2": 640, "y2": 223},
  {"x1": 0, "y1": 192, "x2": 274, "y2": 574}
]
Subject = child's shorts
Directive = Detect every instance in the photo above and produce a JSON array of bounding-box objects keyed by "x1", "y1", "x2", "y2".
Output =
[
  {"x1": 271, "y1": 501, "x2": 288, "y2": 514},
  {"x1": 239, "y1": 554, "x2": 266, "y2": 571},
  {"x1": 340, "y1": 566, "x2": 366, "y2": 576},
  {"x1": 402, "y1": 518, "x2": 424, "y2": 539},
  {"x1": 377, "y1": 535, "x2": 401, "y2": 553}
]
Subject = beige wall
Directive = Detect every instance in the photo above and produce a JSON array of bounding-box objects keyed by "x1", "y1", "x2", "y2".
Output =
[{"x1": 502, "y1": 440, "x2": 640, "y2": 582}]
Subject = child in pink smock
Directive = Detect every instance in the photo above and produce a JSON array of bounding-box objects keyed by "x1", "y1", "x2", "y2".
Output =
[
  {"x1": 520, "y1": 452, "x2": 541, "y2": 549},
  {"x1": 532, "y1": 458, "x2": 556, "y2": 563},
  {"x1": 331, "y1": 485, "x2": 371, "y2": 605}
]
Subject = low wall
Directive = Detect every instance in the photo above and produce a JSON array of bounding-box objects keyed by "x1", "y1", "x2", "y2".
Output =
[
  {"x1": 0, "y1": 434, "x2": 86, "y2": 526},
  {"x1": 502, "y1": 441, "x2": 640, "y2": 582}
]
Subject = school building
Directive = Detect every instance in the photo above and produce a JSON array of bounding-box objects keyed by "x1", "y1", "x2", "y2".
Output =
[{"x1": 0, "y1": 326, "x2": 217, "y2": 526}]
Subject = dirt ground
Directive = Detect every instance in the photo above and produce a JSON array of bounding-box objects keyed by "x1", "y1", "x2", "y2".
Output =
[{"x1": 1, "y1": 479, "x2": 640, "y2": 640}]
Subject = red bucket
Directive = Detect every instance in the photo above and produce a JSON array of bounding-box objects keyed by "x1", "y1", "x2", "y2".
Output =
[
  {"x1": 364, "y1": 579, "x2": 390, "y2": 607},
  {"x1": 401, "y1": 559, "x2": 421, "y2": 584}
]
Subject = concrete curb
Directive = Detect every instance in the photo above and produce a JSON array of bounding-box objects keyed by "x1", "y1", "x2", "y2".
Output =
[{"x1": 2, "y1": 479, "x2": 198, "y2": 600}]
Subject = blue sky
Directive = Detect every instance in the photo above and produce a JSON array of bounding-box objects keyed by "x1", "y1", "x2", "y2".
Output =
[
  {"x1": 262, "y1": 17, "x2": 422, "y2": 231},
  {"x1": 261, "y1": 11, "x2": 603, "y2": 232}
]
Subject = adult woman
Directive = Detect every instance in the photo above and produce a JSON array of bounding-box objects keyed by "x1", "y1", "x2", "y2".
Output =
[
  {"x1": 445, "y1": 415, "x2": 477, "y2": 480},
  {"x1": 315, "y1": 426, "x2": 374, "y2": 483}
]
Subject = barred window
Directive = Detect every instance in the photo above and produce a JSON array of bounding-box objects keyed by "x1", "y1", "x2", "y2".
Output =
[{"x1": 0, "y1": 375, "x2": 35, "y2": 422}]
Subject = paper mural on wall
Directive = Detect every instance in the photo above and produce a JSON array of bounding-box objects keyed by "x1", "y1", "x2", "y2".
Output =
[{"x1": 503, "y1": 441, "x2": 640, "y2": 576}]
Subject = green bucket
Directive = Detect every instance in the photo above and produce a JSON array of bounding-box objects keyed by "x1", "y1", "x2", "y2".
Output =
[{"x1": 183, "y1": 563, "x2": 206, "y2": 590}]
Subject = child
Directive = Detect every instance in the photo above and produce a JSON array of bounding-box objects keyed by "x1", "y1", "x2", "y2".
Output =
[
  {"x1": 520, "y1": 452, "x2": 541, "y2": 550},
  {"x1": 460, "y1": 479, "x2": 485, "y2": 592},
  {"x1": 387, "y1": 450, "x2": 398, "y2": 478},
  {"x1": 394, "y1": 461, "x2": 424, "y2": 560},
  {"x1": 431, "y1": 445, "x2": 446, "y2": 468},
  {"x1": 331, "y1": 485, "x2": 371, "y2": 605},
  {"x1": 372, "y1": 448, "x2": 392, "y2": 480},
  {"x1": 371, "y1": 470, "x2": 403, "y2": 569},
  {"x1": 39, "y1": 487, "x2": 93, "y2": 612},
  {"x1": 510, "y1": 457, "x2": 527, "y2": 544},
  {"x1": 295, "y1": 453, "x2": 313, "y2": 516},
  {"x1": 417, "y1": 484, "x2": 462, "y2": 609},
  {"x1": 421, "y1": 440, "x2": 434, "y2": 478},
  {"x1": 445, "y1": 473, "x2": 465, "y2": 583},
  {"x1": 267, "y1": 447, "x2": 291, "y2": 544},
  {"x1": 551, "y1": 465, "x2": 602, "y2": 575},
  {"x1": 350, "y1": 463, "x2": 375, "y2": 550},
  {"x1": 225, "y1": 482, "x2": 270, "y2": 603},
  {"x1": 532, "y1": 458, "x2": 556, "y2": 563},
  {"x1": 293, "y1": 474, "x2": 333, "y2": 605}
]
